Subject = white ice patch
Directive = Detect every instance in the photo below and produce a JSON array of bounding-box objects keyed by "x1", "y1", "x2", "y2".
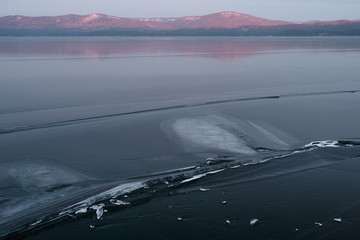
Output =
[
  {"x1": 90, "y1": 204, "x2": 105, "y2": 220},
  {"x1": 181, "y1": 169, "x2": 225, "y2": 184},
  {"x1": 247, "y1": 121, "x2": 290, "y2": 148},
  {"x1": 334, "y1": 218, "x2": 342, "y2": 223},
  {"x1": 96, "y1": 208, "x2": 103, "y2": 219},
  {"x1": 58, "y1": 209, "x2": 72, "y2": 217},
  {"x1": 102, "y1": 182, "x2": 145, "y2": 197},
  {"x1": 171, "y1": 118, "x2": 256, "y2": 155},
  {"x1": 250, "y1": 218, "x2": 259, "y2": 226},
  {"x1": 0, "y1": 162, "x2": 93, "y2": 223},
  {"x1": 230, "y1": 165, "x2": 241, "y2": 169},
  {"x1": 77, "y1": 181, "x2": 146, "y2": 207},
  {"x1": 110, "y1": 199, "x2": 130, "y2": 206},
  {"x1": 7, "y1": 163, "x2": 87, "y2": 192},
  {"x1": 75, "y1": 207, "x2": 88, "y2": 214},
  {"x1": 304, "y1": 140, "x2": 339, "y2": 148},
  {"x1": 181, "y1": 173, "x2": 207, "y2": 184},
  {"x1": 207, "y1": 169, "x2": 225, "y2": 175}
]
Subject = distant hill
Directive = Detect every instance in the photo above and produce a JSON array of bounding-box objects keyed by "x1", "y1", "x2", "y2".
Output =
[
  {"x1": 0, "y1": 11, "x2": 359, "y2": 36},
  {"x1": 139, "y1": 11, "x2": 291, "y2": 29}
]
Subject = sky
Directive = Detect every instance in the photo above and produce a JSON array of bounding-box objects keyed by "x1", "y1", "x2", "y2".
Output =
[{"x1": 1, "y1": 0, "x2": 359, "y2": 21}]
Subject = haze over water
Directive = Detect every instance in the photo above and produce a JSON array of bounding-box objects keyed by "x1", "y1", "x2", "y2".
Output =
[{"x1": 1, "y1": 37, "x2": 360, "y2": 240}]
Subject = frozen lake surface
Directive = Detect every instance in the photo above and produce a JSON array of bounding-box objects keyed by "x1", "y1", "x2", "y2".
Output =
[{"x1": 0, "y1": 37, "x2": 360, "y2": 240}]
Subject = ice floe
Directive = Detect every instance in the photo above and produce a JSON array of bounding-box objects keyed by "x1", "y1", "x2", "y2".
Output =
[
  {"x1": 77, "y1": 181, "x2": 146, "y2": 207},
  {"x1": 180, "y1": 173, "x2": 207, "y2": 184},
  {"x1": 90, "y1": 204, "x2": 105, "y2": 220},
  {"x1": 230, "y1": 165, "x2": 241, "y2": 169},
  {"x1": 305, "y1": 140, "x2": 339, "y2": 148},
  {"x1": 110, "y1": 199, "x2": 130, "y2": 206},
  {"x1": 250, "y1": 218, "x2": 259, "y2": 226},
  {"x1": 75, "y1": 207, "x2": 88, "y2": 214},
  {"x1": 314, "y1": 222, "x2": 323, "y2": 226}
]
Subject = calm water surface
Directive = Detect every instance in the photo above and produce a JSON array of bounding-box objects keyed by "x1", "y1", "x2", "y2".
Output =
[
  {"x1": 0, "y1": 37, "x2": 360, "y2": 240},
  {"x1": 0, "y1": 37, "x2": 359, "y2": 129}
]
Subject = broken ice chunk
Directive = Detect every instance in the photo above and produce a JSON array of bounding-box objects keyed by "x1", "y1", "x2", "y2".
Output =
[
  {"x1": 90, "y1": 204, "x2": 105, "y2": 220},
  {"x1": 304, "y1": 140, "x2": 339, "y2": 148},
  {"x1": 181, "y1": 173, "x2": 206, "y2": 184},
  {"x1": 75, "y1": 207, "x2": 87, "y2": 214},
  {"x1": 199, "y1": 188, "x2": 210, "y2": 192},
  {"x1": 90, "y1": 204, "x2": 104, "y2": 210},
  {"x1": 230, "y1": 165, "x2": 240, "y2": 169},
  {"x1": 250, "y1": 218, "x2": 259, "y2": 226},
  {"x1": 177, "y1": 217, "x2": 183, "y2": 221},
  {"x1": 334, "y1": 218, "x2": 342, "y2": 223},
  {"x1": 96, "y1": 208, "x2": 103, "y2": 219},
  {"x1": 221, "y1": 201, "x2": 227, "y2": 204},
  {"x1": 89, "y1": 225, "x2": 95, "y2": 229},
  {"x1": 58, "y1": 210, "x2": 72, "y2": 216},
  {"x1": 314, "y1": 222, "x2": 323, "y2": 226},
  {"x1": 207, "y1": 169, "x2": 225, "y2": 175},
  {"x1": 110, "y1": 199, "x2": 130, "y2": 206}
]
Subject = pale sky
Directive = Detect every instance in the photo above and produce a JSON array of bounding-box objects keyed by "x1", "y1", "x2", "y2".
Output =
[{"x1": 1, "y1": 0, "x2": 359, "y2": 21}]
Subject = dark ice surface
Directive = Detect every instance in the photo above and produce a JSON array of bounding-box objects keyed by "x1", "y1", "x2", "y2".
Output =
[{"x1": 0, "y1": 37, "x2": 360, "y2": 240}]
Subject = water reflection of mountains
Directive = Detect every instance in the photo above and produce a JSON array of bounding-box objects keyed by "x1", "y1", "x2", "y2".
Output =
[{"x1": 1, "y1": 37, "x2": 359, "y2": 61}]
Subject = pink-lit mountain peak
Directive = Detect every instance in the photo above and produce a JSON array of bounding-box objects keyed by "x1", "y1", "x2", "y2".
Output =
[
  {"x1": 0, "y1": 13, "x2": 172, "y2": 30},
  {"x1": 209, "y1": 11, "x2": 255, "y2": 19},
  {"x1": 170, "y1": 11, "x2": 291, "y2": 29},
  {"x1": 0, "y1": 11, "x2": 359, "y2": 33}
]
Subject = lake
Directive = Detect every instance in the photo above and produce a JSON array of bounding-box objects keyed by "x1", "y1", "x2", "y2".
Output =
[{"x1": 0, "y1": 36, "x2": 360, "y2": 240}]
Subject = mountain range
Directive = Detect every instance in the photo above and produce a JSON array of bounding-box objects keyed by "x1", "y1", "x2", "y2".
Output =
[{"x1": 0, "y1": 11, "x2": 359, "y2": 36}]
